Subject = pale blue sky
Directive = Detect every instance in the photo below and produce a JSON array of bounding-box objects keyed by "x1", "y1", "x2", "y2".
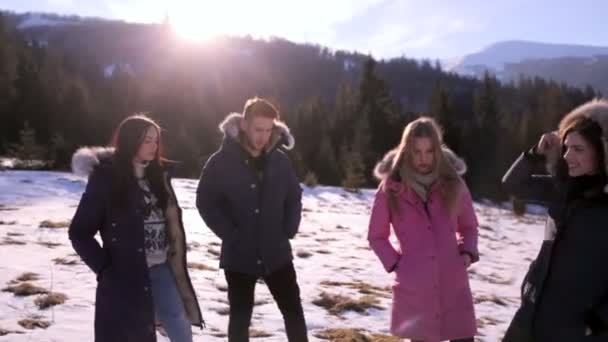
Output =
[{"x1": 2, "y1": 0, "x2": 607, "y2": 59}]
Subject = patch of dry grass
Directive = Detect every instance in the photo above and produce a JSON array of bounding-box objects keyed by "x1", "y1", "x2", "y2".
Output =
[
  {"x1": 296, "y1": 250, "x2": 313, "y2": 258},
  {"x1": 314, "y1": 328, "x2": 401, "y2": 342},
  {"x1": 368, "y1": 333, "x2": 402, "y2": 342},
  {"x1": 35, "y1": 292, "x2": 67, "y2": 309},
  {"x1": 207, "y1": 248, "x2": 221, "y2": 257},
  {"x1": 13, "y1": 272, "x2": 41, "y2": 283},
  {"x1": 477, "y1": 315, "x2": 502, "y2": 329},
  {"x1": 187, "y1": 262, "x2": 218, "y2": 271},
  {"x1": 209, "y1": 330, "x2": 228, "y2": 338},
  {"x1": 36, "y1": 241, "x2": 62, "y2": 248},
  {"x1": 320, "y1": 280, "x2": 391, "y2": 298},
  {"x1": 0, "y1": 238, "x2": 26, "y2": 246},
  {"x1": 474, "y1": 293, "x2": 511, "y2": 307},
  {"x1": 250, "y1": 329, "x2": 272, "y2": 338},
  {"x1": 18, "y1": 317, "x2": 51, "y2": 330},
  {"x1": 315, "y1": 236, "x2": 339, "y2": 242},
  {"x1": 314, "y1": 328, "x2": 369, "y2": 342},
  {"x1": 254, "y1": 298, "x2": 270, "y2": 306},
  {"x1": 53, "y1": 257, "x2": 79, "y2": 266},
  {"x1": 473, "y1": 272, "x2": 513, "y2": 285},
  {"x1": 39, "y1": 220, "x2": 70, "y2": 229},
  {"x1": 187, "y1": 241, "x2": 202, "y2": 251},
  {"x1": 215, "y1": 306, "x2": 230, "y2": 316},
  {"x1": 312, "y1": 291, "x2": 384, "y2": 315},
  {"x1": 0, "y1": 327, "x2": 24, "y2": 336},
  {"x1": 2, "y1": 283, "x2": 48, "y2": 296}
]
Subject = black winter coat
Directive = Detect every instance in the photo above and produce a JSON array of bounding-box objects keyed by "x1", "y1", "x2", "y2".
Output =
[
  {"x1": 502, "y1": 150, "x2": 608, "y2": 342},
  {"x1": 69, "y1": 147, "x2": 203, "y2": 342}
]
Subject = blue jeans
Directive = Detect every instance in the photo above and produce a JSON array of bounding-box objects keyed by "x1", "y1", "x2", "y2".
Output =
[{"x1": 149, "y1": 263, "x2": 193, "y2": 342}]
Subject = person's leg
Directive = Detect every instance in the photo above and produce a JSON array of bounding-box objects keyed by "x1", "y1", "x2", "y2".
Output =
[
  {"x1": 225, "y1": 270, "x2": 258, "y2": 342},
  {"x1": 149, "y1": 263, "x2": 193, "y2": 342},
  {"x1": 264, "y1": 262, "x2": 308, "y2": 342}
]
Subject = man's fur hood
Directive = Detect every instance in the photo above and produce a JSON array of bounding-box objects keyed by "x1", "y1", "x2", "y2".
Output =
[
  {"x1": 558, "y1": 98, "x2": 608, "y2": 193},
  {"x1": 219, "y1": 113, "x2": 295, "y2": 152},
  {"x1": 373, "y1": 146, "x2": 467, "y2": 180},
  {"x1": 71, "y1": 146, "x2": 115, "y2": 177}
]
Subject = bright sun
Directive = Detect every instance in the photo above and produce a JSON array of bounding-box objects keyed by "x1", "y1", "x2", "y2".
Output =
[
  {"x1": 168, "y1": 3, "x2": 249, "y2": 41},
  {"x1": 170, "y1": 10, "x2": 222, "y2": 41}
]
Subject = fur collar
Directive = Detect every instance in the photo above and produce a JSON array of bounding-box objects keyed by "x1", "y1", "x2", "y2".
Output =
[
  {"x1": 71, "y1": 146, "x2": 115, "y2": 177},
  {"x1": 558, "y1": 98, "x2": 608, "y2": 193}
]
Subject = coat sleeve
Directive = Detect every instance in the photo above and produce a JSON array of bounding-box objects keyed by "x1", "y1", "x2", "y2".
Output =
[
  {"x1": 368, "y1": 186, "x2": 401, "y2": 273},
  {"x1": 456, "y1": 183, "x2": 480, "y2": 263},
  {"x1": 196, "y1": 155, "x2": 236, "y2": 241},
  {"x1": 283, "y1": 157, "x2": 302, "y2": 239},
  {"x1": 502, "y1": 148, "x2": 557, "y2": 205},
  {"x1": 68, "y1": 170, "x2": 110, "y2": 276}
]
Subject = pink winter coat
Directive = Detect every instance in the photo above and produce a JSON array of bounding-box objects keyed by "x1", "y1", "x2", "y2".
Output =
[{"x1": 368, "y1": 176, "x2": 479, "y2": 342}]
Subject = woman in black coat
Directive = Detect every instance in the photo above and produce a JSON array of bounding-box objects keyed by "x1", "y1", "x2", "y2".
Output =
[
  {"x1": 69, "y1": 115, "x2": 204, "y2": 342},
  {"x1": 503, "y1": 99, "x2": 608, "y2": 342}
]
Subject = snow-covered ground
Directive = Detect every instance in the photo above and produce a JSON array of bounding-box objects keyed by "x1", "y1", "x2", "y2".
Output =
[{"x1": 0, "y1": 170, "x2": 545, "y2": 341}]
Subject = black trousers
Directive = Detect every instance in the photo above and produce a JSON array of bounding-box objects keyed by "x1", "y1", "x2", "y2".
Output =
[{"x1": 224, "y1": 261, "x2": 308, "y2": 342}]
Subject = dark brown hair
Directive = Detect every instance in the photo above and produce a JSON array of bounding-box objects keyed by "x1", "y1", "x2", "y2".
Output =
[
  {"x1": 555, "y1": 116, "x2": 607, "y2": 186},
  {"x1": 109, "y1": 114, "x2": 168, "y2": 210}
]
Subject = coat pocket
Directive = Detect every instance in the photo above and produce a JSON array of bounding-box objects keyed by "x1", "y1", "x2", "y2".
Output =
[{"x1": 394, "y1": 254, "x2": 414, "y2": 287}]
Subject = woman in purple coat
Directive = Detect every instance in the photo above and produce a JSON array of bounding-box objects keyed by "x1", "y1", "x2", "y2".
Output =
[{"x1": 368, "y1": 117, "x2": 479, "y2": 342}]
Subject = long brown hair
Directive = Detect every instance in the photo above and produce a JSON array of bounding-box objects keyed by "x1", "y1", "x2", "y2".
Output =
[
  {"x1": 109, "y1": 114, "x2": 169, "y2": 210},
  {"x1": 382, "y1": 117, "x2": 463, "y2": 215}
]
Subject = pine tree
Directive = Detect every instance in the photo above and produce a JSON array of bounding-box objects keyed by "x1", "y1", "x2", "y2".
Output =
[
  {"x1": 341, "y1": 145, "x2": 367, "y2": 193},
  {"x1": 49, "y1": 132, "x2": 70, "y2": 169},
  {"x1": 0, "y1": 13, "x2": 17, "y2": 152},
  {"x1": 358, "y1": 57, "x2": 399, "y2": 167},
  {"x1": 341, "y1": 110, "x2": 372, "y2": 191},
  {"x1": 428, "y1": 80, "x2": 459, "y2": 151},
  {"x1": 315, "y1": 136, "x2": 340, "y2": 185},
  {"x1": 9, "y1": 121, "x2": 48, "y2": 167},
  {"x1": 470, "y1": 72, "x2": 501, "y2": 198}
]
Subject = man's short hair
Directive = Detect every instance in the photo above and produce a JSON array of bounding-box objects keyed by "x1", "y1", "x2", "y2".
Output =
[{"x1": 243, "y1": 97, "x2": 280, "y2": 121}]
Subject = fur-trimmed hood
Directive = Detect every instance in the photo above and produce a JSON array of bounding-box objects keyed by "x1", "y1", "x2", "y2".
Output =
[
  {"x1": 558, "y1": 98, "x2": 608, "y2": 193},
  {"x1": 219, "y1": 113, "x2": 295, "y2": 152},
  {"x1": 374, "y1": 146, "x2": 467, "y2": 180},
  {"x1": 71, "y1": 146, "x2": 115, "y2": 177}
]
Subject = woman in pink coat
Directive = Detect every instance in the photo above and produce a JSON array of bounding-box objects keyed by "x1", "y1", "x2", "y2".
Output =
[{"x1": 368, "y1": 117, "x2": 479, "y2": 342}]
